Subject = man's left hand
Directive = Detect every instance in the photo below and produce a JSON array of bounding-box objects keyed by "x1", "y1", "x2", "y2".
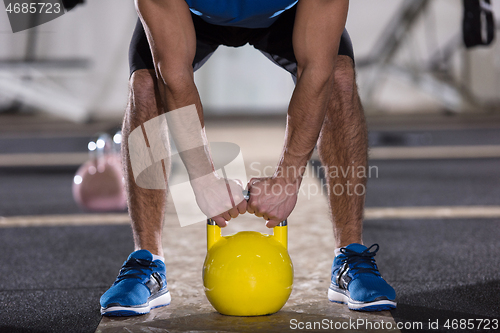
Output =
[{"x1": 247, "y1": 177, "x2": 299, "y2": 228}]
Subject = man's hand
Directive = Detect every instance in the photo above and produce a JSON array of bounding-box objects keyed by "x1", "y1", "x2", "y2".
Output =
[
  {"x1": 247, "y1": 177, "x2": 299, "y2": 228},
  {"x1": 192, "y1": 174, "x2": 247, "y2": 227},
  {"x1": 253, "y1": 0, "x2": 348, "y2": 230}
]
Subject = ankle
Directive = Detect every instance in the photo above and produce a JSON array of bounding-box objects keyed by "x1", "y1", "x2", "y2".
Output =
[
  {"x1": 336, "y1": 241, "x2": 363, "y2": 249},
  {"x1": 151, "y1": 253, "x2": 165, "y2": 262},
  {"x1": 134, "y1": 245, "x2": 164, "y2": 258}
]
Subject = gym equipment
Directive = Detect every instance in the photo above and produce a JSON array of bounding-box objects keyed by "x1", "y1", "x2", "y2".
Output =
[
  {"x1": 358, "y1": 0, "x2": 496, "y2": 113},
  {"x1": 0, "y1": 0, "x2": 89, "y2": 119},
  {"x1": 203, "y1": 193, "x2": 293, "y2": 316},
  {"x1": 72, "y1": 132, "x2": 126, "y2": 211},
  {"x1": 62, "y1": 0, "x2": 85, "y2": 11},
  {"x1": 463, "y1": 0, "x2": 495, "y2": 48}
]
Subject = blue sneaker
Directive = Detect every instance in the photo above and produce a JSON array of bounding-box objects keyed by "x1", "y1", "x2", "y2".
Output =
[
  {"x1": 328, "y1": 243, "x2": 396, "y2": 311},
  {"x1": 100, "y1": 250, "x2": 171, "y2": 316}
]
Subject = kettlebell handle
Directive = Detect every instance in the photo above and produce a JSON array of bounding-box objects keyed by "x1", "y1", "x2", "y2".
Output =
[
  {"x1": 207, "y1": 190, "x2": 287, "y2": 226},
  {"x1": 206, "y1": 190, "x2": 288, "y2": 250},
  {"x1": 207, "y1": 219, "x2": 287, "y2": 226}
]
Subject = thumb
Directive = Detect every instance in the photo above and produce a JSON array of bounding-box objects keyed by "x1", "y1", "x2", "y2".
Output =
[
  {"x1": 212, "y1": 216, "x2": 227, "y2": 228},
  {"x1": 265, "y1": 219, "x2": 281, "y2": 228},
  {"x1": 248, "y1": 178, "x2": 265, "y2": 193}
]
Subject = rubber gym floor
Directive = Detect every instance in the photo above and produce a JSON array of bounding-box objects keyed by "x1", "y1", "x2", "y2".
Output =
[{"x1": 0, "y1": 113, "x2": 499, "y2": 333}]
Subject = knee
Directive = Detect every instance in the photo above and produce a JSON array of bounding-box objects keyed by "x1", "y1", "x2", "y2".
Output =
[
  {"x1": 128, "y1": 69, "x2": 158, "y2": 113},
  {"x1": 333, "y1": 56, "x2": 357, "y2": 99},
  {"x1": 123, "y1": 69, "x2": 162, "y2": 137}
]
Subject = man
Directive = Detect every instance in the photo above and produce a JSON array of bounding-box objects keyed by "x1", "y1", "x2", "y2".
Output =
[{"x1": 100, "y1": 0, "x2": 396, "y2": 316}]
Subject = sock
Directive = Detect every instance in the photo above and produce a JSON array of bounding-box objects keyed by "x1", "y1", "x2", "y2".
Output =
[
  {"x1": 334, "y1": 248, "x2": 342, "y2": 257},
  {"x1": 152, "y1": 254, "x2": 165, "y2": 262}
]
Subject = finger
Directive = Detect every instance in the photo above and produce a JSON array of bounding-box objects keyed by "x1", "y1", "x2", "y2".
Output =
[
  {"x1": 246, "y1": 197, "x2": 255, "y2": 214},
  {"x1": 236, "y1": 199, "x2": 247, "y2": 215},
  {"x1": 248, "y1": 177, "x2": 262, "y2": 190},
  {"x1": 265, "y1": 219, "x2": 281, "y2": 228},
  {"x1": 212, "y1": 216, "x2": 227, "y2": 228},
  {"x1": 248, "y1": 178, "x2": 256, "y2": 187},
  {"x1": 222, "y1": 212, "x2": 232, "y2": 222},
  {"x1": 228, "y1": 207, "x2": 239, "y2": 219}
]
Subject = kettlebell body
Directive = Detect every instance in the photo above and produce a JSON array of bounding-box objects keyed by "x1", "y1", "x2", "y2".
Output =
[
  {"x1": 72, "y1": 133, "x2": 126, "y2": 211},
  {"x1": 203, "y1": 220, "x2": 293, "y2": 316},
  {"x1": 73, "y1": 154, "x2": 126, "y2": 211}
]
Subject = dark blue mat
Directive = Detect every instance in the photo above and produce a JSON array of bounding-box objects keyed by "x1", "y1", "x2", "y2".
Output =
[
  {"x1": 0, "y1": 225, "x2": 133, "y2": 333},
  {"x1": 364, "y1": 219, "x2": 500, "y2": 332}
]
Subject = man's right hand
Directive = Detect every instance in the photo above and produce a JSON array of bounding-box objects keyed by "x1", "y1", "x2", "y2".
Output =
[{"x1": 191, "y1": 174, "x2": 247, "y2": 227}]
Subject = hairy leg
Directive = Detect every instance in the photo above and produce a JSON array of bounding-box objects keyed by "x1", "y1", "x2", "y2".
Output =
[
  {"x1": 317, "y1": 56, "x2": 368, "y2": 248},
  {"x1": 122, "y1": 69, "x2": 168, "y2": 257}
]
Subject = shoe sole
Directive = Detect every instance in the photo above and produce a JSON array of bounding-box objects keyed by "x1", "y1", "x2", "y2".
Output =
[
  {"x1": 328, "y1": 286, "x2": 396, "y2": 311},
  {"x1": 101, "y1": 289, "x2": 171, "y2": 316}
]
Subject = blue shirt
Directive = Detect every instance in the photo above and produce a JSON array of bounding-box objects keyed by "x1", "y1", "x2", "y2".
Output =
[{"x1": 185, "y1": 0, "x2": 298, "y2": 28}]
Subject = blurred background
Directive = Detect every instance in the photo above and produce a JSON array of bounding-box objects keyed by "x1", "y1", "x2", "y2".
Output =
[
  {"x1": 1, "y1": 1, "x2": 500, "y2": 333},
  {"x1": 1, "y1": 0, "x2": 499, "y2": 119}
]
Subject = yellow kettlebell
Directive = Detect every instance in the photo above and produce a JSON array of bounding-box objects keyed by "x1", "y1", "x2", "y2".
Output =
[{"x1": 202, "y1": 195, "x2": 293, "y2": 316}]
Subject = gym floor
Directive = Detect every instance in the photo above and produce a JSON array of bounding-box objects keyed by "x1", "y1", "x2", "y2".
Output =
[{"x1": 0, "y1": 112, "x2": 499, "y2": 333}]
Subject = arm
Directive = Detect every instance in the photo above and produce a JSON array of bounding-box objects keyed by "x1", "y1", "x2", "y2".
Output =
[
  {"x1": 248, "y1": 0, "x2": 349, "y2": 226},
  {"x1": 136, "y1": 0, "x2": 210, "y2": 180},
  {"x1": 135, "y1": 0, "x2": 246, "y2": 226},
  {"x1": 280, "y1": 0, "x2": 349, "y2": 178},
  {"x1": 135, "y1": 0, "x2": 199, "y2": 112}
]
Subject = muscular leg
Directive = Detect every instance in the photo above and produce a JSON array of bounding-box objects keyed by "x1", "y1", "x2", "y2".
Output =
[
  {"x1": 320, "y1": 57, "x2": 396, "y2": 310},
  {"x1": 122, "y1": 69, "x2": 167, "y2": 257},
  {"x1": 317, "y1": 55, "x2": 368, "y2": 248}
]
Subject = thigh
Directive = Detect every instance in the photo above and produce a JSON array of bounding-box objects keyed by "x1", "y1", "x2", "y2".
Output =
[
  {"x1": 251, "y1": 5, "x2": 354, "y2": 80},
  {"x1": 128, "y1": 17, "x2": 220, "y2": 77}
]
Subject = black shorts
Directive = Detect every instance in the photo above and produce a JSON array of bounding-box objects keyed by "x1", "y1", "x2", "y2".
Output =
[{"x1": 129, "y1": 5, "x2": 354, "y2": 79}]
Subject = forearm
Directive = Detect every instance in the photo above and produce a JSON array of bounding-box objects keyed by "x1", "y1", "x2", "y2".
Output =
[
  {"x1": 276, "y1": 0, "x2": 348, "y2": 187},
  {"x1": 158, "y1": 75, "x2": 217, "y2": 183},
  {"x1": 135, "y1": 0, "x2": 217, "y2": 183},
  {"x1": 276, "y1": 68, "x2": 334, "y2": 185}
]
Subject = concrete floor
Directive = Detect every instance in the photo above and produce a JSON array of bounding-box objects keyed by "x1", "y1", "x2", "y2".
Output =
[
  {"x1": 96, "y1": 121, "x2": 399, "y2": 332},
  {"x1": 2, "y1": 113, "x2": 499, "y2": 332},
  {"x1": 97, "y1": 181, "x2": 397, "y2": 332}
]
